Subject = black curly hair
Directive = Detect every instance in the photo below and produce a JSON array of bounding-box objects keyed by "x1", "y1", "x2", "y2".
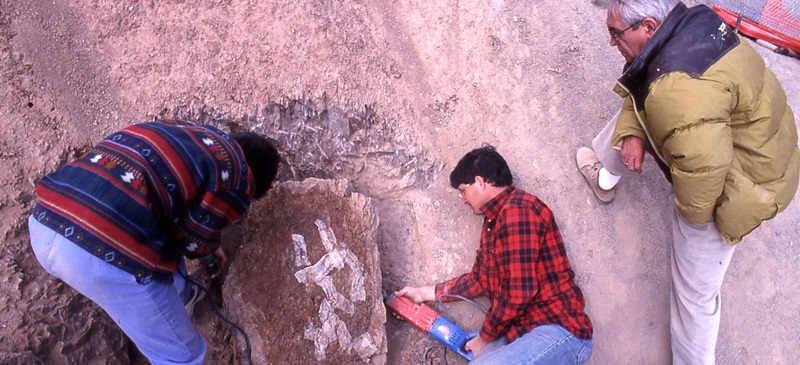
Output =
[
  {"x1": 449, "y1": 145, "x2": 513, "y2": 189},
  {"x1": 230, "y1": 132, "x2": 280, "y2": 200}
]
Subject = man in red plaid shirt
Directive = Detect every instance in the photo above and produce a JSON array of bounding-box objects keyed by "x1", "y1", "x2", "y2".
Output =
[{"x1": 397, "y1": 146, "x2": 593, "y2": 364}]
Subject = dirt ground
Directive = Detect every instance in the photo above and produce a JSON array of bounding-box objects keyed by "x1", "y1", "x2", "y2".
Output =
[{"x1": 1, "y1": 0, "x2": 799, "y2": 364}]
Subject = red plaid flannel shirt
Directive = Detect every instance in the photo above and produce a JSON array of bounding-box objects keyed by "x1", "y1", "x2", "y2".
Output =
[{"x1": 435, "y1": 187, "x2": 593, "y2": 342}]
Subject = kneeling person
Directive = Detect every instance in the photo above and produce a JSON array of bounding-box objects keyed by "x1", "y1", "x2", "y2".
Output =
[{"x1": 397, "y1": 146, "x2": 593, "y2": 364}]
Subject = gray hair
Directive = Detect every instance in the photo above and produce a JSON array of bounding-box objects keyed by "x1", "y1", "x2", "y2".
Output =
[{"x1": 592, "y1": 0, "x2": 681, "y2": 25}]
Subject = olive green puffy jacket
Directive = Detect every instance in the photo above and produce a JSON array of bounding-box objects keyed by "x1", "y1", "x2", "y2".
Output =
[{"x1": 612, "y1": 40, "x2": 799, "y2": 244}]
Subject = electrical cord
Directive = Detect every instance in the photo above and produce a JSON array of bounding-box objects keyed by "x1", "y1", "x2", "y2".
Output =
[
  {"x1": 179, "y1": 270, "x2": 254, "y2": 365},
  {"x1": 419, "y1": 294, "x2": 488, "y2": 365},
  {"x1": 423, "y1": 344, "x2": 447, "y2": 365},
  {"x1": 436, "y1": 294, "x2": 488, "y2": 318}
]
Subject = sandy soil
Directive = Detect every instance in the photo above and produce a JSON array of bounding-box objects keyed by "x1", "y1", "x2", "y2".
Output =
[{"x1": 2, "y1": 0, "x2": 799, "y2": 364}]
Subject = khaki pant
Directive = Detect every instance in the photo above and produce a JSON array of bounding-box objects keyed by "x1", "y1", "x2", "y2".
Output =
[
  {"x1": 593, "y1": 115, "x2": 737, "y2": 365},
  {"x1": 669, "y1": 201, "x2": 735, "y2": 365}
]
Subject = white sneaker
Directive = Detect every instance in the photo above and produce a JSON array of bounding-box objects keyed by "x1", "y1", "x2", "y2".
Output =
[
  {"x1": 576, "y1": 147, "x2": 615, "y2": 203},
  {"x1": 184, "y1": 280, "x2": 207, "y2": 317}
]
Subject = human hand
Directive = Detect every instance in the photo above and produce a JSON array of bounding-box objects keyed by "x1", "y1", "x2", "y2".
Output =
[
  {"x1": 201, "y1": 248, "x2": 227, "y2": 279},
  {"x1": 394, "y1": 285, "x2": 435, "y2": 303},
  {"x1": 621, "y1": 135, "x2": 645, "y2": 173},
  {"x1": 464, "y1": 335, "x2": 489, "y2": 357}
]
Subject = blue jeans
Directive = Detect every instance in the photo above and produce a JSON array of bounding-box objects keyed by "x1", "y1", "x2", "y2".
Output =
[
  {"x1": 470, "y1": 324, "x2": 593, "y2": 365},
  {"x1": 28, "y1": 215, "x2": 207, "y2": 365}
]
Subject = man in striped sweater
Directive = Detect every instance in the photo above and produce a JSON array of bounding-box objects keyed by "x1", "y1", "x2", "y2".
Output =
[{"x1": 28, "y1": 120, "x2": 280, "y2": 364}]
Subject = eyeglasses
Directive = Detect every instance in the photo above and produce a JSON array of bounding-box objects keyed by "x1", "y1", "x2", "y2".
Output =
[
  {"x1": 609, "y1": 21, "x2": 641, "y2": 42},
  {"x1": 458, "y1": 183, "x2": 472, "y2": 198}
]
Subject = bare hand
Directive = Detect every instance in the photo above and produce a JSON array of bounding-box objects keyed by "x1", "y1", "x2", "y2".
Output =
[
  {"x1": 465, "y1": 335, "x2": 489, "y2": 357},
  {"x1": 621, "y1": 135, "x2": 645, "y2": 173},
  {"x1": 210, "y1": 248, "x2": 227, "y2": 279},
  {"x1": 394, "y1": 285, "x2": 435, "y2": 303}
]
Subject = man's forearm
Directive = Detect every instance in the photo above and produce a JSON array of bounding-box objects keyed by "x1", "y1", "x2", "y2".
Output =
[{"x1": 435, "y1": 273, "x2": 485, "y2": 302}]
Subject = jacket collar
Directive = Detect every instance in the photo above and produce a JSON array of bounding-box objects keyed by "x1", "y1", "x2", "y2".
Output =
[
  {"x1": 617, "y1": 3, "x2": 738, "y2": 109},
  {"x1": 480, "y1": 186, "x2": 515, "y2": 221}
]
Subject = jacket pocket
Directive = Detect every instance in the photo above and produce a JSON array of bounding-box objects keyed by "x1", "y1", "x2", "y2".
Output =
[{"x1": 715, "y1": 168, "x2": 778, "y2": 244}]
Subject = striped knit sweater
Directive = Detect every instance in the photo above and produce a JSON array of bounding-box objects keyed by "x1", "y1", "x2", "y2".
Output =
[{"x1": 32, "y1": 120, "x2": 254, "y2": 283}]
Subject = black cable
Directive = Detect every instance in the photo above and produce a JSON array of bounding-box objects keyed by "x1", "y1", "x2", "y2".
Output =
[
  {"x1": 423, "y1": 344, "x2": 447, "y2": 365},
  {"x1": 734, "y1": 13, "x2": 742, "y2": 34},
  {"x1": 179, "y1": 271, "x2": 254, "y2": 365}
]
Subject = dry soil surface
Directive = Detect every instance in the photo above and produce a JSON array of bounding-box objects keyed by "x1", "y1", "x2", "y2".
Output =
[{"x1": 1, "y1": 0, "x2": 799, "y2": 364}]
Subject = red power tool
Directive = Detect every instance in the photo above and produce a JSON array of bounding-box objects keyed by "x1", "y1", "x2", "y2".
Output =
[{"x1": 385, "y1": 294, "x2": 478, "y2": 361}]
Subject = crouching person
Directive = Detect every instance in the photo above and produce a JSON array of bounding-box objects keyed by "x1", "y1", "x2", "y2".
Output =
[
  {"x1": 397, "y1": 145, "x2": 593, "y2": 365},
  {"x1": 29, "y1": 119, "x2": 279, "y2": 364}
]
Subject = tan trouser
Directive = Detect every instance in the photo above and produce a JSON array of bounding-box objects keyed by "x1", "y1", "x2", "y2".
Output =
[
  {"x1": 669, "y1": 199, "x2": 735, "y2": 365},
  {"x1": 593, "y1": 115, "x2": 737, "y2": 365},
  {"x1": 591, "y1": 109, "x2": 629, "y2": 177}
]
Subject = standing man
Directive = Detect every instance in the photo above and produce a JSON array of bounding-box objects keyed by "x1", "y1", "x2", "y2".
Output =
[
  {"x1": 397, "y1": 146, "x2": 593, "y2": 364},
  {"x1": 576, "y1": 1, "x2": 799, "y2": 364},
  {"x1": 29, "y1": 119, "x2": 280, "y2": 364}
]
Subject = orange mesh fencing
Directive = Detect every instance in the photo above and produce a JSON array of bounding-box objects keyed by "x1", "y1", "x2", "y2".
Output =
[{"x1": 709, "y1": 0, "x2": 800, "y2": 53}]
